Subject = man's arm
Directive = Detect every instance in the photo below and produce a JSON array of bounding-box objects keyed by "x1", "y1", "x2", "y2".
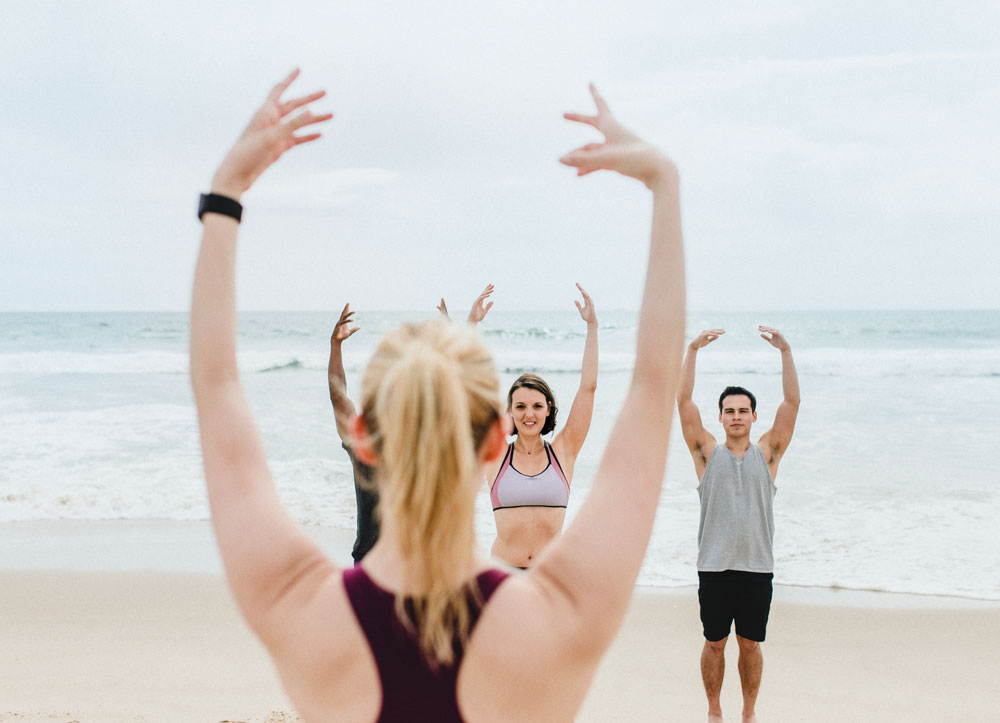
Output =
[
  {"x1": 328, "y1": 303, "x2": 359, "y2": 443},
  {"x1": 677, "y1": 329, "x2": 723, "y2": 460},
  {"x1": 758, "y1": 325, "x2": 800, "y2": 464}
]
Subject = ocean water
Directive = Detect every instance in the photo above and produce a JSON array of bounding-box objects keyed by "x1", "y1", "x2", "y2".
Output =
[{"x1": 1, "y1": 310, "x2": 998, "y2": 599}]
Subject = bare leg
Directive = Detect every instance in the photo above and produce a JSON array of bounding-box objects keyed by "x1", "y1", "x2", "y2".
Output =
[
  {"x1": 701, "y1": 636, "x2": 727, "y2": 722},
  {"x1": 736, "y1": 635, "x2": 763, "y2": 722}
]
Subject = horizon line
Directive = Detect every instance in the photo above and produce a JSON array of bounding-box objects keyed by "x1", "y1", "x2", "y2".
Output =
[{"x1": 2, "y1": 307, "x2": 998, "y2": 314}]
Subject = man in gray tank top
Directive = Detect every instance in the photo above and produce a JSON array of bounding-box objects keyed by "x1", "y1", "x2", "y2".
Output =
[{"x1": 676, "y1": 326, "x2": 800, "y2": 723}]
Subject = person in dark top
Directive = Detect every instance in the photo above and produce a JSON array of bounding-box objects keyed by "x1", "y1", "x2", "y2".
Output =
[
  {"x1": 328, "y1": 302, "x2": 379, "y2": 562},
  {"x1": 190, "y1": 69, "x2": 686, "y2": 722}
]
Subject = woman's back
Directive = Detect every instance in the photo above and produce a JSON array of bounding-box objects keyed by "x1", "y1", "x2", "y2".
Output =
[
  {"x1": 343, "y1": 565, "x2": 508, "y2": 721},
  {"x1": 190, "y1": 74, "x2": 685, "y2": 722},
  {"x1": 256, "y1": 562, "x2": 615, "y2": 721}
]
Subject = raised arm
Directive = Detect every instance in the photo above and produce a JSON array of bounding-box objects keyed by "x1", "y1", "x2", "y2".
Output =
[
  {"x1": 190, "y1": 69, "x2": 334, "y2": 634},
  {"x1": 328, "y1": 303, "x2": 359, "y2": 443},
  {"x1": 757, "y1": 326, "x2": 800, "y2": 465},
  {"x1": 533, "y1": 84, "x2": 686, "y2": 649},
  {"x1": 677, "y1": 330, "x2": 723, "y2": 460},
  {"x1": 552, "y1": 283, "x2": 598, "y2": 463}
]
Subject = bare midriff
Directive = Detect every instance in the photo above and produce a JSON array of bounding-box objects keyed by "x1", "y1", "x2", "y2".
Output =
[{"x1": 491, "y1": 506, "x2": 567, "y2": 568}]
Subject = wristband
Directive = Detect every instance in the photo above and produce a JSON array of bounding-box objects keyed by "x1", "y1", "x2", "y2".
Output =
[{"x1": 198, "y1": 193, "x2": 243, "y2": 223}]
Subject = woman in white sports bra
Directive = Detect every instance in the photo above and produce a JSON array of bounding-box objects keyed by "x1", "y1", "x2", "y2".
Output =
[{"x1": 482, "y1": 284, "x2": 598, "y2": 568}]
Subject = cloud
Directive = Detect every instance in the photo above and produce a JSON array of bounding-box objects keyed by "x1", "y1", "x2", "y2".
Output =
[
  {"x1": 250, "y1": 168, "x2": 403, "y2": 210},
  {"x1": 628, "y1": 51, "x2": 1000, "y2": 101}
]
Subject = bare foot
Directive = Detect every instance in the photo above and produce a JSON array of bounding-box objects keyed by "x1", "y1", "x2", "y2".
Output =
[
  {"x1": 742, "y1": 714, "x2": 758, "y2": 723},
  {"x1": 708, "y1": 714, "x2": 723, "y2": 723}
]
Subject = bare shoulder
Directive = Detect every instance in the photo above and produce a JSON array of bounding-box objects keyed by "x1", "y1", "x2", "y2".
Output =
[
  {"x1": 484, "y1": 449, "x2": 506, "y2": 490},
  {"x1": 261, "y1": 570, "x2": 380, "y2": 717},
  {"x1": 255, "y1": 561, "x2": 351, "y2": 655},
  {"x1": 460, "y1": 574, "x2": 597, "y2": 718}
]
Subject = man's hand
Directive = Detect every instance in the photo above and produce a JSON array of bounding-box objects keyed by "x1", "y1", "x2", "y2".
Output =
[
  {"x1": 689, "y1": 329, "x2": 724, "y2": 350},
  {"x1": 467, "y1": 284, "x2": 495, "y2": 325},
  {"x1": 574, "y1": 283, "x2": 597, "y2": 325},
  {"x1": 758, "y1": 325, "x2": 790, "y2": 352},
  {"x1": 331, "y1": 303, "x2": 359, "y2": 345}
]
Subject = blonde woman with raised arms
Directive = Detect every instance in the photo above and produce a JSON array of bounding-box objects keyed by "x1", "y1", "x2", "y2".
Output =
[{"x1": 190, "y1": 69, "x2": 686, "y2": 722}]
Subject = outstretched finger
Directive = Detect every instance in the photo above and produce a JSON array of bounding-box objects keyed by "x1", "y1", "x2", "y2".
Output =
[
  {"x1": 281, "y1": 89, "x2": 327, "y2": 117},
  {"x1": 285, "y1": 111, "x2": 333, "y2": 146},
  {"x1": 267, "y1": 68, "x2": 301, "y2": 103},
  {"x1": 564, "y1": 112, "x2": 599, "y2": 128},
  {"x1": 589, "y1": 83, "x2": 611, "y2": 115},
  {"x1": 559, "y1": 144, "x2": 607, "y2": 173},
  {"x1": 287, "y1": 110, "x2": 334, "y2": 133},
  {"x1": 291, "y1": 132, "x2": 323, "y2": 147},
  {"x1": 563, "y1": 142, "x2": 604, "y2": 157}
]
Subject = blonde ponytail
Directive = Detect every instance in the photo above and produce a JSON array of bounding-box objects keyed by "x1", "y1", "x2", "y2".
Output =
[{"x1": 360, "y1": 319, "x2": 500, "y2": 666}]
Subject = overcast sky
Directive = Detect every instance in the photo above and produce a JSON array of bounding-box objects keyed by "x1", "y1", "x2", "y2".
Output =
[{"x1": 2, "y1": 1, "x2": 998, "y2": 312}]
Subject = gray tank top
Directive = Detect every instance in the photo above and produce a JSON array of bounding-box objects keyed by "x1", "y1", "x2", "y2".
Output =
[{"x1": 696, "y1": 444, "x2": 776, "y2": 573}]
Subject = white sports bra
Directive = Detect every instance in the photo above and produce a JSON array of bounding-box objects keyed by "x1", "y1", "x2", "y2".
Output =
[{"x1": 490, "y1": 442, "x2": 570, "y2": 511}]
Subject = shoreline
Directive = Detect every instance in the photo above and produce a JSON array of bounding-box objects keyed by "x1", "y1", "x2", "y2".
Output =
[{"x1": 2, "y1": 519, "x2": 996, "y2": 607}]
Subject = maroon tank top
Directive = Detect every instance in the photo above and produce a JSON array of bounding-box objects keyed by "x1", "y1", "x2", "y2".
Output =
[{"x1": 342, "y1": 565, "x2": 509, "y2": 722}]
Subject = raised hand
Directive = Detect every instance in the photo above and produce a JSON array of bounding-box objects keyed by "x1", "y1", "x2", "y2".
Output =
[
  {"x1": 573, "y1": 283, "x2": 597, "y2": 325},
  {"x1": 331, "y1": 303, "x2": 360, "y2": 344},
  {"x1": 759, "y1": 325, "x2": 790, "y2": 351},
  {"x1": 559, "y1": 84, "x2": 675, "y2": 188},
  {"x1": 467, "y1": 284, "x2": 495, "y2": 324},
  {"x1": 437, "y1": 298, "x2": 450, "y2": 319},
  {"x1": 211, "y1": 68, "x2": 333, "y2": 199},
  {"x1": 690, "y1": 329, "x2": 725, "y2": 350}
]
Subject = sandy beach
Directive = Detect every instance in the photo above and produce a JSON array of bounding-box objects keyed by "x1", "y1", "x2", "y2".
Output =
[{"x1": 2, "y1": 566, "x2": 997, "y2": 722}]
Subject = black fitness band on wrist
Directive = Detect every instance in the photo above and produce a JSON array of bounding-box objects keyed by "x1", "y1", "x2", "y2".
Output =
[{"x1": 198, "y1": 193, "x2": 243, "y2": 223}]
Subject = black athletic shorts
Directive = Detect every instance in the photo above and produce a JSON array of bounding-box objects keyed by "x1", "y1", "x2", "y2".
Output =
[{"x1": 698, "y1": 570, "x2": 773, "y2": 643}]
